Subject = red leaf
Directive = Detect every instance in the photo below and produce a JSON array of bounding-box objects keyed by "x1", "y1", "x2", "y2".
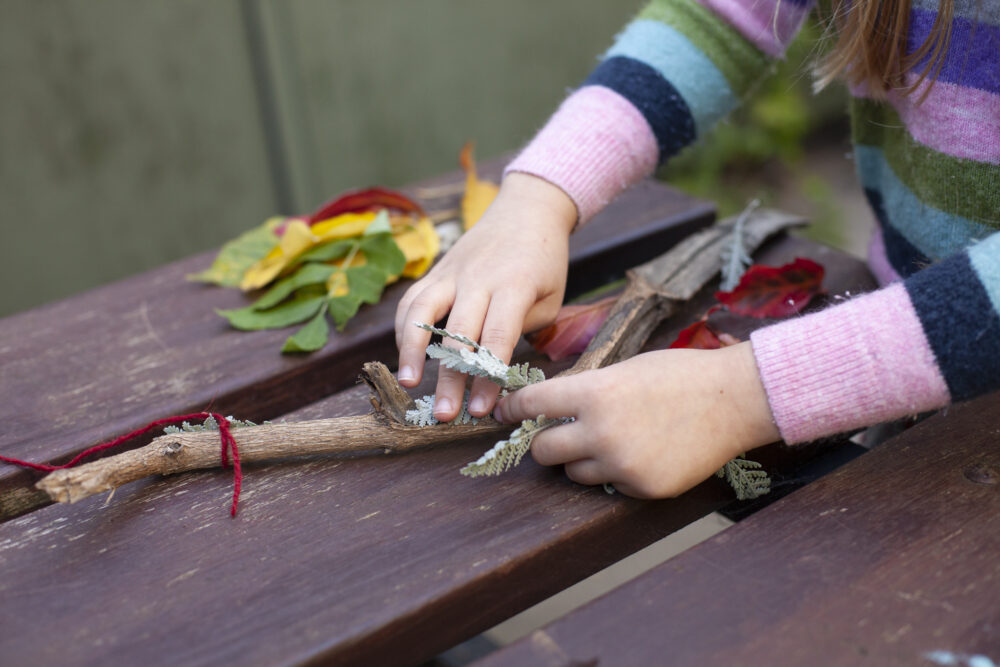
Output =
[
  {"x1": 307, "y1": 187, "x2": 424, "y2": 224},
  {"x1": 669, "y1": 318, "x2": 740, "y2": 350},
  {"x1": 527, "y1": 296, "x2": 618, "y2": 361},
  {"x1": 714, "y1": 258, "x2": 824, "y2": 318}
]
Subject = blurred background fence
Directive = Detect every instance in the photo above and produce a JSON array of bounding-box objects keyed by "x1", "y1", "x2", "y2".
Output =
[{"x1": 0, "y1": 0, "x2": 861, "y2": 318}]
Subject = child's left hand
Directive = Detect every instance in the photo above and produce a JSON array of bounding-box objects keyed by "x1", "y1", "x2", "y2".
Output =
[{"x1": 494, "y1": 342, "x2": 780, "y2": 498}]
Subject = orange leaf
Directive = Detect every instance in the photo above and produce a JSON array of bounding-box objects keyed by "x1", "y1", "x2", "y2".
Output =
[
  {"x1": 459, "y1": 141, "x2": 499, "y2": 230},
  {"x1": 526, "y1": 295, "x2": 618, "y2": 361},
  {"x1": 714, "y1": 258, "x2": 824, "y2": 318},
  {"x1": 669, "y1": 318, "x2": 740, "y2": 350}
]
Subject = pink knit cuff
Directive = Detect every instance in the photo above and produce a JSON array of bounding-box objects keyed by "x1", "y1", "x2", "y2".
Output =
[
  {"x1": 750, "y1": 283, "x2": 951, "y2": 444},
  {"x1": 504, "y1": 85, "x2": 659, "y2": 224}
]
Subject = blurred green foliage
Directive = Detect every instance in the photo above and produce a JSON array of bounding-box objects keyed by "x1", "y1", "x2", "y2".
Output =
[{"x1": 662, "y1": 20, "x2": 851, "y2": 245}]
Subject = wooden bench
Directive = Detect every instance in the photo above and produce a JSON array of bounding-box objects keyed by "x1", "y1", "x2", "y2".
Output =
[{"x1": 0, "y1": 161, "x2": 897, "y2": 666}]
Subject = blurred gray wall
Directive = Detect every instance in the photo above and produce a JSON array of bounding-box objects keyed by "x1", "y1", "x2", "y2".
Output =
[{"x1": 0, "y1": 0, "x2": 641, "y2": 317}]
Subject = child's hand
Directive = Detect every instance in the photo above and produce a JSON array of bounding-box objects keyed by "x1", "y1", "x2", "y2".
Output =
[
  {"x1": 495, "y1": 342, "x2": 780, "y2": 498},
  {"x1": 395, "y1": 173, "x2": 577, "y2": 421}
]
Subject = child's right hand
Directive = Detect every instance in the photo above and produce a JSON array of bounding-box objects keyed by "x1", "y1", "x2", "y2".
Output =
[{"x1": 395, "y1": 172, "x2": 577, "y2": 422}]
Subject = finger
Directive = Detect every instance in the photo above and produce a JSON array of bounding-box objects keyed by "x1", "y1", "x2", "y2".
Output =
[
  {"x1": 396, "y1": 281, "x2": 455, "y2": 387},
  {"x1": 563, "y1": 459, "x2": 607, "y2": 487},
  {"x1": 495, "y1": 375, "x2": 582, "y2": 424},
  {"x1": 433, "y1": 290, "x2": 491, "y2": 421},
  {"x1": 467, "y1": 290, "x2": 534, "y2": 417},
  {"x1": 529, "y1": 420, "x2": 590, "y2": 466}
]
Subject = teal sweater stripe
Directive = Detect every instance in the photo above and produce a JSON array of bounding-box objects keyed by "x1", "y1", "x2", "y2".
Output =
[
  {"x1": 604, "y1": 19, "x2": 738, "y2": 136},
  {"x1": 854, "y1": 145, "x2": 996, "y2": 260},
  {"x1": 969, "y1": 234, "x2": 1000, "y2": 316},
  {"x1": 637, "y1": 0, "x2": 770, "y2": 97}
]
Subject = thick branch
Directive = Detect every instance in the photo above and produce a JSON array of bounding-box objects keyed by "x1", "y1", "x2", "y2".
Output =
[
  {"x1": 567, "y1": 208, "x2": 803, "y2": 373},
  {"x1": 37, "y1": 362, "x2": 508, "y2": 505}
]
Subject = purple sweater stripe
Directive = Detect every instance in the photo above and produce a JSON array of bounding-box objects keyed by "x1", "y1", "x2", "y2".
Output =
[{"x1": 909, "y1": 9, "x2": 1000, "y2": 94}]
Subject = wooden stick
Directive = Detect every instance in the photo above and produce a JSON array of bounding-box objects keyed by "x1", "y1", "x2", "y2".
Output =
[
  {"x1": 35, "y1": 209, "x2": 803, "y2": 505},
  {"x1": 36, "y1": 363, "x2": 509, "y2": 505},
  {"x1": 568, "y1": 208, "x2": 803, "y2": 373}
]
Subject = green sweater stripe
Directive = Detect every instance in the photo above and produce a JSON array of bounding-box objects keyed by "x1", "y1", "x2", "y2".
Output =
[
  {"x1": 638, "y1": 0, "x2": 771, "y2": 97},
  {"x1": 851, "y1": 98, "x2": 1000, "y2": 228}
]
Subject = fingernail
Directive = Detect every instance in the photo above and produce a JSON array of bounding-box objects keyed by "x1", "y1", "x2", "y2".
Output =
[
  {"x1": 469, "y1": 395, "x2": 486, "y2": 415},
  {"x1": 493, "y1": 403, "x2": 505, "y2": 423},
  {"x1": 434, "y1": 397, "x2": 453, "y2": 418},
  {"x1": 398, "y1": 366, "x2": 415, "y2": 383}
]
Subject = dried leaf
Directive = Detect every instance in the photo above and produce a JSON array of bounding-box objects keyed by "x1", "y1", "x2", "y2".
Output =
[
  {"x1": 527, "y1": 295, "x2": 618, "y2": 361},
  {"x1": 459, "y1": 142, "x2": 499, "y2": 230},
  {"x1": 714, "y1": 257, "x2": 824, "y2": 318},
  {"x1": 669, "y1": 317, "x2": 741, "y2": 350}
]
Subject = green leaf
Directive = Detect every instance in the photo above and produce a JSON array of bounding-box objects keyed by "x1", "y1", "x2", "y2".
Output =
[
  {"x1": 346, "y1": 265, "x2": 388, "y2": 305},
  {"x1": 282, "y1": 303, "x2": 330, "y2": 353},
  {"x1": 359, "y1": 233, "x2": 406, "y2": 277},
  {"x1": 328, "y1": 293, "x2": 363, "y2": 330},
  {"x1": 297, "y1": 239, "x2": 355, "y2": 263},
  {"x1": 187, "y1": 219, "x2": 280, "y2": 286},
  {"x1": 363, "y1": 210, "x2": 391, "y2": 236},
  {"x1": 217, "y1": 292, "x2": 326, "y2": 331},
  {"x1": 251, "y1": 262, "x2": 336, "y2": 311}
]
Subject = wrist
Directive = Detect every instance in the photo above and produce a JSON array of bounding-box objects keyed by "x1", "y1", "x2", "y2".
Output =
[
  {"x1": 718, "y1": 342, "x2": 781, "y2": 453},
  {"x1": 499, "y1": 172, "x2": 578, "y2": 236}
]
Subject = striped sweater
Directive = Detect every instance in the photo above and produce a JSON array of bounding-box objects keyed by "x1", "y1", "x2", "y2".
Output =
[{"x1": 506, "y1": 0, "x2": 1000, "y2": 443}]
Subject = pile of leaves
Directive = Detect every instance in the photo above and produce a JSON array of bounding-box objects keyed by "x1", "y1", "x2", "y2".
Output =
[{"x1": 191, "y1": 143, "x2": 498, "y2": 353}]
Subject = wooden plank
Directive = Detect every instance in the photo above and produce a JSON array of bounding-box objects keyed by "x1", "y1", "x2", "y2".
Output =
[
  {"x1": 477, "y1": 396, "x2": 1000, "y2": 666},
  {"x1": 0, "y1": 160, "x2": 714, "y2": 520},
  {"x1": 0, "y1": 237, "x2": 877, "y2": 666}
]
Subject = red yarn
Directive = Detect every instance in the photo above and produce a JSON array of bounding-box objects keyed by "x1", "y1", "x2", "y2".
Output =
[{"x1": 0, "y1": 412, "x2": 243, "y2": 517}]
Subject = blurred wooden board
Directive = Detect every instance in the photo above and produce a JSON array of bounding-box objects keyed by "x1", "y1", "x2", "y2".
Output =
[
  {"x1": 0, "y1": 160, "x2": 714, "y2": 520},
  {"x1": 0, "y1": 235, "x2": 880, "y2": 666},
  {"x1": 478, "y1": 392, "x2": 1000, "y2": 666}
]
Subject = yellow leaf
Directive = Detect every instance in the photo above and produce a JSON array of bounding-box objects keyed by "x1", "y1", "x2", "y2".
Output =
[
  {"x1": 459, "y1": 142, "x2": 499, "y2": 231},
  {"x1": 325, "y1": 251, "x2": 367, "y2": 297},
  {"x1": 240, "y1": 220, "x2": 317, "y2": 290},
  {"x1": 239, "y1": 212, "x2": 377, "y2": 291},
  {"x1": 311, "y1": 212, "x2": 376, "y2": 239},
  {"x1": 393, "y1": 216, "x2": 440, "y2": 278}
]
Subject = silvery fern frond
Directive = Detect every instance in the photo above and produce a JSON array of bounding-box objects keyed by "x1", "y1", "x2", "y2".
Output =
[
  {"x1": 405, "y1": 392, "x2": 480, "y2": 426},
  {"x1": 715, "y1": 456, "x2": 771, "y2": 500},
  {"x1": 426, "y1": 344, "x2": 510, "y2": 386},
  {"x1": 461, "y1": 416, "x2": 565, "y2": 477},
  {"x1": 719, "y1": 198, "x2": 760, "y2": 291},
  {"x1": 163, "y1": 415, "x2": 265, "y2": 434},
  {"x1": 415, "y1": 322, "x2": 545, "y2": 389},
  {"x1": 506, "y1": 362, "x2": 546, "y2": 390}
]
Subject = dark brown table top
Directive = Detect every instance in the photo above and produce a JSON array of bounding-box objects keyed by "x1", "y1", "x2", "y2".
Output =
[
  {"x1": 0, "y1": 160, "x2": 714, "y2": 521},
  {"x1": 478, "y1": 390, "x2": 1000, "y2": 666},
  {"x1": 0, "y1": 223, "x2": 880, "y2": 666}
]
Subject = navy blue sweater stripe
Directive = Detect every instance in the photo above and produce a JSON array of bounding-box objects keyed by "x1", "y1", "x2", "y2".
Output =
[
  {"x1": 864, "y1": 188, "x2": 931, "y2": 278},
  {"x1": 584, "y1": 56, "x2": 696, "y2": 163},
  {"x1": 906, "y1": 252, "x2": 1000, "y2": 401}
]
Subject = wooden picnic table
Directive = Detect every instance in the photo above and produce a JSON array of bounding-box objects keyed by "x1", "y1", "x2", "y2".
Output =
[
  {"x1": 478, "y1": 387, "x2": 1000, "y2": 666},
  {"x1": 0, "y1": 159, "x2": 891, "y2": 666}
]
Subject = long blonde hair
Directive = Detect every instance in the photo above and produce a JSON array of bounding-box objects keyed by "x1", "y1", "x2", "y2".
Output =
[{"x1": 814, "y1": 0, "x2": 956, "y2": 98}]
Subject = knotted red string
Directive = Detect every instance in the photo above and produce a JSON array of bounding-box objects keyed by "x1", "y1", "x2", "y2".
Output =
[{"x1": 0, "y1": 412, "x2": 243, "y2": 517}]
